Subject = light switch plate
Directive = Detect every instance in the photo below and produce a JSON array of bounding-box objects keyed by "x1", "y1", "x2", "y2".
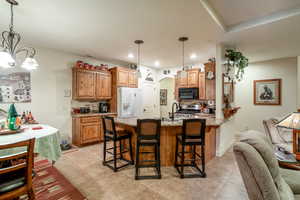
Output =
[{"x1": 64, "y1": 89, "x2": 71, "y2": 97}]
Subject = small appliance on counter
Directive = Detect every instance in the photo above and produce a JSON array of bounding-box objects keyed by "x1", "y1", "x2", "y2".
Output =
[
  {"x1": 99, "y1": 102, "x2": 109, "y2": 113},
  {"x1": 79, "y1": 107, "x2": 90, "y2": 114}
]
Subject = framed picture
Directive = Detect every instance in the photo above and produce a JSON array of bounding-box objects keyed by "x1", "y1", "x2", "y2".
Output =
[
  {"x1": 160, "y1": 89, "x2": 167, "y2": 105},
  {"x1": 254, "y1": 79, "x2": 281, "y2": 105},
  {"x1": 0, "y1": 72, "x2": 31, "y2": 103}
]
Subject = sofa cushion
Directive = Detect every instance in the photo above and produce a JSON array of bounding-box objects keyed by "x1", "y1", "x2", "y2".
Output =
[{"x1": 280, "y1": 168, "x2": 300, "y2": 195}]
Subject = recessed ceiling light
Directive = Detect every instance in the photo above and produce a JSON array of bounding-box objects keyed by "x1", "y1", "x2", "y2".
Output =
[
  {"x1": 154, "y1": 61, "x2": 160, "y2": 67},
  {"x1": 128, "y1": 53, "x2": 134, "y2": 58},
  {"x1": 190, "y1": 53, "x2": 197, "y2": 59}
]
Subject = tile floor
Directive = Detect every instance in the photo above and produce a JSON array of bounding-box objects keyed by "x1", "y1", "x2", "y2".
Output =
[{"x1": 55, "y1": 144, "x2": 249, "y2": 200}]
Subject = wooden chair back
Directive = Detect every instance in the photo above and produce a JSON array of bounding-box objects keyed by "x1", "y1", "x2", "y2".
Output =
[
  {"x1": 0, "y1": 138, "x2": 35, "y2": 200},
  {"x1": 182, "y1": 119, "x2": 206, "y2": 143},
  {"x1": 137, "y1": 119, "x2": 161, "y2": 140},
  {"x1": 102, "y1": 116, "x2": 117, "y2": 138}
]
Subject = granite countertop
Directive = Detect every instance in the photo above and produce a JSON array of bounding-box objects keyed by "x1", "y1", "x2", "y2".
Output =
[
  {"x1": 71, "y1": 112, "x2": 117, "y2": 118},
  {"x1": 114, "y1": 117, "x2": 223, "y2": 127}
]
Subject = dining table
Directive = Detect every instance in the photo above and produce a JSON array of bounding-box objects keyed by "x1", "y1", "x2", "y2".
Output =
[{"x1": 0, "y1": 124, "x2": 62, "y2": 162}]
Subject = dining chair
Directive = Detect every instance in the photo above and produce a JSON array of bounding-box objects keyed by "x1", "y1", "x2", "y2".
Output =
[{"x1": 0, "y1": 138, "x2": 35, "y2": 200}]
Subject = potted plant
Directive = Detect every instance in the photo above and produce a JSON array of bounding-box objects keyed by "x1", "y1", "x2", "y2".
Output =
[{"x1": 224, "y1": 49, "x2": 249, "y2": 81}]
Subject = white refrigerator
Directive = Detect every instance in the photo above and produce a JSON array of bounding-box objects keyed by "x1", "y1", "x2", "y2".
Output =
[{"x1": 117, "y1": 87, "x2": 142, "y2": 118}]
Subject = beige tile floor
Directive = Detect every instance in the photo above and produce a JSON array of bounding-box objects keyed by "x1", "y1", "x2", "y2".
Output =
[{"x1": 54, "y1": 144, "x2": 249, "y2": 200}]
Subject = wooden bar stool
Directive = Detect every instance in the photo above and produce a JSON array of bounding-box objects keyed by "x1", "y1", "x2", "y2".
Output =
[
  {"x1": 135, "y1": 119, "x2": 161, "y2": 180},
  {"x1": 102, "y1": 116, "x2": 134, "y2": 172},
  {"x1": 174, "y1": 118, "x2": 206, "y2": 178}
]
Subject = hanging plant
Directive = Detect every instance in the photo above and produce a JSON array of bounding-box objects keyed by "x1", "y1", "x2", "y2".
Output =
[{"x1": 224, "y1": 49, "x2": 249, "y2": 81}]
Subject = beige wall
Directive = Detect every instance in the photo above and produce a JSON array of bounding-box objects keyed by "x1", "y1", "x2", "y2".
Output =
[{"x1": 235, "y1": 57, "x2": 298, "y2": 132}]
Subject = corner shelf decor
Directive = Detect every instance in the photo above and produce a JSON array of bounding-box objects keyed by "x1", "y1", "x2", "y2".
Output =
[
  {"x1": 223, "y1": 107, "x2": 240, "y2": 119},
  {"x1": 224, "y1": 49, "x2": 249, "y2": 81}
]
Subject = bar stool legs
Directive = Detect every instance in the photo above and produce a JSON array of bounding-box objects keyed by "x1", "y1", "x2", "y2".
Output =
[
  {"x1": 135, "y1": 142, "x2": 161, "y2": 180},
  {"x1": 102, "y1": 135, "x2": 134, "y2": 172},
  {"x1": 174, "y1": 137, "x2": 206, "y2": 178}
]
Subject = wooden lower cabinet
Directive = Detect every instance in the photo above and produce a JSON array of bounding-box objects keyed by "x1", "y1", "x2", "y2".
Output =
[{"x1": 72, "y1": 117, "x2": 103, "y2": 146}]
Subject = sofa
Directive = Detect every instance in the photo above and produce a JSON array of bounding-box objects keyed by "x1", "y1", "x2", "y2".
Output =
[{"x1": 234, "y1": 130, "x2": 300, "y2": 200}]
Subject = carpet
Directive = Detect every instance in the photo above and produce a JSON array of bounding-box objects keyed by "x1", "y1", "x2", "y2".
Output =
[{"x1": 21, "y1": 160, "x2": 86, "y2": 200}]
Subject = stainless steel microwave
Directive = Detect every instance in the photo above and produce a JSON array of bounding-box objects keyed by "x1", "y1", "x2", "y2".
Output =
[{"x1": 178, "y1": 88, "x2": 199, "y2": 100}]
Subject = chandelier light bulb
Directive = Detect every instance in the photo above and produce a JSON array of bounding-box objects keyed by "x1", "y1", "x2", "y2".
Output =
[
  {"x1": 0, "y1": 51, "x2": 15, "y2": 68},
  {"x1": 21, "y1": 57, "x2": 39, "y2": 70}
]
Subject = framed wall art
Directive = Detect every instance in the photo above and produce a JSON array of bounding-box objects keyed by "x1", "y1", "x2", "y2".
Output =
[
  {"x1": 254, "y1": 79, "x2": 281, "y2": 105},
  {"x1": 0, "y1": 72, "x2": 31, "y2": 103},
  {"x1": 160, "y1": 89, "x2": 167, "y2": 106}
]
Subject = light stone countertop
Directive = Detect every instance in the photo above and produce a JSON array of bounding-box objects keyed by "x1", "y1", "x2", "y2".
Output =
[
  {"x1": 114, "y1": 117, "x2": 223, "y2": 127},
  {"x1": 71, "y1": 112, "x2": 117, "y2": 118}
]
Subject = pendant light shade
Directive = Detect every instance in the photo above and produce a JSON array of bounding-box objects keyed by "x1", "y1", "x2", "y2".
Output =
[
  {"x1": 135, "y1": 40, "x2": 144, "y2": 78},
  {"x1": 0, "y1": 50, "x2": 15, "y2": 68},
  {"x1": 21, "y1": 57, "x2": 39, "y2": 70}
]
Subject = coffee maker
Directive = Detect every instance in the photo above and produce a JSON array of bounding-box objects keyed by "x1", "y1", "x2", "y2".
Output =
[{"x1": 99, "y1": 102, "x2": 109, "y2": 113}]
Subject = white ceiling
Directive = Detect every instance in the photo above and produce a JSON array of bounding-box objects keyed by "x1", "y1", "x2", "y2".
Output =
[
  {"x1": 0, "y1": 0, "x2": 299, "y2": 67},
  {"x1": 209, "y1": 0, "x2": 300, "y2": 26}
]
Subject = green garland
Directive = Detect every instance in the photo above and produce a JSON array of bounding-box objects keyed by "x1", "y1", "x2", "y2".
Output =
[{"x1": 225, "y1": 49, "x2": 249, "y2": 81}]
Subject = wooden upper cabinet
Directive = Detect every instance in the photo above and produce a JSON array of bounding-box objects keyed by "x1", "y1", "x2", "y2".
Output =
[
  {"x1": 73, "y1": 68, "x2": 112, "y2": 100},
  {"x1": 128, "y1": 71, "x2": 138, "y2": 88},
  {"x1": 187, "y1": 69, "x2": 199, "y2": 87},
  {"x1": 96, "y1": 72, "x2": 112, "y2": 99},
  {"x1": 198, "y1": 72, "x2": 206, "y2": 100},
  {"x1": 117, "y1": 69, "x2": 129, "y2": 87},
  {"x1": 76, "y1": 70, "x2": 96, "y2": 99},
  {"x1": 110, "y1": 67, "x2": 138, "y2": 88},
  {"x1": 178, "y1": 71, "x2": 188, "y2": 87}
]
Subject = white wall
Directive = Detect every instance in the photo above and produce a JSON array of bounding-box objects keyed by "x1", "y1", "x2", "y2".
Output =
[
  {"x1": 0, "y1": 47, "x2": 121, "y2": 141},
  {"x1": 235, "y1": 57, "x2": 298, "y2": 132}
]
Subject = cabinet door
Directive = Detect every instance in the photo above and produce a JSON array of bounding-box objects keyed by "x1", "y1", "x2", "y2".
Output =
[
  {"x1": 96, "y1": 73, "x2": 103, "y2": 99},
  {"x1": 188, "y1": 70, "x2": 199, "y2": 87},
  {"x1": 96, "y1": 73, "x2": 112, "y2": 99},
  {"x1": 199, "y1": 72, "x2": 206, "y2": 99},
  {"x1": 80, "y1": 123, "x2": 100, "y2": 144},
  {"x1": 103, "y1": 74, "x2": 112, "y2": 98},
  {"x1": 77, "y1": 71, "x2": 95, "y2": 98},
  {"x1": 117, "y1": 69, "x2": 129, "y2": 86},
  {"x1": 128, "y1": 71, "x2": 138, "y2": 88},
  {"x1": 178, "y1": 71, "x2": 188, "y2": 87}
]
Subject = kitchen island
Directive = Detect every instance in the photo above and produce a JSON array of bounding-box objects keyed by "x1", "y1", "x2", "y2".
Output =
[{"x1": 115, "y1": 117, "x2": 223, "y2": 166}]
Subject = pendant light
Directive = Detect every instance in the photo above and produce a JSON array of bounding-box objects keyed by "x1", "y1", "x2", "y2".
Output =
[
  {"x1": 178, "y1": 37, "x2": 189, "y2": 77},
  {"x1": 134, "y1": 40, "x2": 144, "y2": 78},
  {"x1": 0, "y1": 0, "x2": 39, "y2": 70}
]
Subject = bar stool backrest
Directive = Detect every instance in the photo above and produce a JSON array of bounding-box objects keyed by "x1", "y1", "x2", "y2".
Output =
[
  {"x1": 137, "y1": 119, "x2": 161, "y2": 140},
  {"x1": 102, "y1": 116, "x2": 117, "y2": 138},
  {"x1": 182, "y1": 119, "x2": 206, "y2": 143}
]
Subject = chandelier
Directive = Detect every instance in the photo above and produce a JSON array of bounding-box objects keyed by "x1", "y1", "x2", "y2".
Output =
[
  {"x1": 0, "y1": 0, "x2": 39, "y2": 70},
  {"x1": 134, "y1": 40, "x2": 144, "y2": 78}
]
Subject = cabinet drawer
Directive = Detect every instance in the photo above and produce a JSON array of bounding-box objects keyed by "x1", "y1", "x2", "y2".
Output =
[{"x1": 80, "y1": 117, "x2": 100, "y2": 123}]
